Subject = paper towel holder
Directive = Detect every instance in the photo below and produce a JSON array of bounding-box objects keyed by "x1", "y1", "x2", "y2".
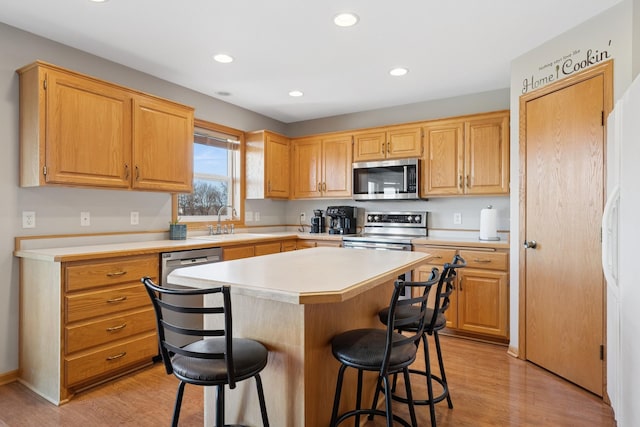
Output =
[{"x1": 479, "y1": 205, "x2": 500, "y2": 241}]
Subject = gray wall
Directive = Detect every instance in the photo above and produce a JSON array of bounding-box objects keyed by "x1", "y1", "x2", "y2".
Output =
[{"x1": 508, "y1": 0, "x2": 632, "y2": 352}]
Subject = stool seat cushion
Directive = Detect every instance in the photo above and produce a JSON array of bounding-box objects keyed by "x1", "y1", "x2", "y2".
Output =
[
  {"x1": 331, "y1": 329, "x2": 416, "y2": 370},
  {"x1": 378, "y1": 306, "x2": 446, "y2": 331},
  {"x1": 172, "y1": 338, "x2": 268, "y2": 383}
]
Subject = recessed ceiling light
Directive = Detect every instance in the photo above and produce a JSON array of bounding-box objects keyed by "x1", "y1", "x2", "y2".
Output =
[
  {"x1": 334, "y1": 12, "x2": 359, "y2": 27},
  {"x1": 216, "y1": 91, "x2": 231, "y2": 97},
  {"x1": 289, "y1": 90, "x2": 304, "y2": 97},
  {"x1": 89, "y1": 0, "x2": 109, "y2": 3},
  {"x1": 389, "y1": 67, "x2": 409, "y2": 77},
  {"x1": 213, "y1": 54, "x2": 234, "y2": 64}
]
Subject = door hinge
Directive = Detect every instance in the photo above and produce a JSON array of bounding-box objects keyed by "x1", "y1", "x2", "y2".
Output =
[
  {"x1": 600, "y1": 344, "x2": 604, "y2": 360},
  {"x1": 43, "y1": 165, "x2": 47, "y2": 176},
  {"x1": 601, "y1": 110, "x2": 605, "y2": 126}
]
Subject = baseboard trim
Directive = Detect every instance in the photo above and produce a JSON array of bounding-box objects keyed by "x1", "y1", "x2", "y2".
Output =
[{"x1": 0, "y1": 369, "x2": 19, "y2": 386}]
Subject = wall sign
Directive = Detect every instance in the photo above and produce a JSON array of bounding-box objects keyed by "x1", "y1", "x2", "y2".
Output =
[{"x1": 521, "y1": 40, "x2": 612, "y2": 94}]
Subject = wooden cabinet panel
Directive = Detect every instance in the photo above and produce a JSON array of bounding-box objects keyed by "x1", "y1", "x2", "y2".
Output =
[
  {"x1": 65, "y1": 332, "x2": 157, "y2": 388},
  {"x1": 246, "y1": 130, "x2": 290, "y2": 199},
  {"x1": 281, "y1": 240, "x2": 297, "y2": 252},
  {"x1": 65, "y1": 307, "x2": 156, "y2": 354},
  {"x1": 65, "y1": 255, "x2": 159, "y2": 292},
  {"x1": 457, "y1": 269, "x2": 509, "y2": 338},
  {"x1": 422, "y1": 121, "x2": 464, "y2": 196},
  {"x1": 65, "y1": 284, "x2": 152, "y2": 323},
  {"x1": 224, "y1": 245, "x2": 255, "y2": 260},
  {"x1": 413, "y1": 245, "x2": 509, "y2": 340},
  {"x1": 255, "y1": 242, "x2": 282, "y2": 256},
  {"x1": 132, "y1": 95, "x2": 193, "y2": 192},
  {"x1": 353, "y1": 126, "x2": 421, "y2": 162},
  {"x1": 421, "y1": 111, "x2": 509, "y2": 197},
  {"x1": 292, "y1": 134, "x2": 352, "y2": 199},
  {"x1": 17, "y1": 61, "x2": 194, "y2": 192},
  {"x1": 464, "y1": 114, "x2": 510, "y2": 194}
]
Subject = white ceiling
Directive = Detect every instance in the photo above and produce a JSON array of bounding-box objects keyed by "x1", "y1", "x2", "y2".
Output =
[{"x1": 0, "y1": 0, "x2": 623, "y2": 123}]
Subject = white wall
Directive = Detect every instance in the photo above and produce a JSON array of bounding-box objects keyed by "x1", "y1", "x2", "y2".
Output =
[{"x1": 508, "y1": 0, "x2": 633, "y2": 352}]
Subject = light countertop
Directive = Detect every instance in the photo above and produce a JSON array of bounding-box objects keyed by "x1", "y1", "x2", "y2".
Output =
[{"x1": 168, "y1": 247, "x2": 429, "y2": 305}]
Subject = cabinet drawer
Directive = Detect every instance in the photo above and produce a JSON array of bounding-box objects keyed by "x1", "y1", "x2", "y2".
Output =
[
  {"x1": 223, "y1": 245, "x2": 255, "y2": 261},
  {"x1": 296, "y1": 240, "x2": 317, "y2": 249},
  {"x1": 412, "y1": 247, "x2": 457, "y2": 265},
  {"x1": 459, "y1": 250, "x2": 508, "y2": 271},
  {"x1": 65, "y1": 255, "x2": 159, "y2": 292},
  {"x1": 65, "y1": 332, "x2": 157, "y2": 388},
  {"x1": 65, "y1": 307, "x2": 156, "y2": 354},
  {"x1": 255, "y1": 242, "x2": 281, "y2": 256},
  {"x1": 66, "y1": 284, "x2": 151, "y2": 323},
  {"x1": 281, "y1": 240, "x2": 297, "y2": 252}
]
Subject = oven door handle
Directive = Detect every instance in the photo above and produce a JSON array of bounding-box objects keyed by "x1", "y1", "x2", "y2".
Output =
[{"x1": 344, "y1": 242, "x2": 409, "y2": 251}]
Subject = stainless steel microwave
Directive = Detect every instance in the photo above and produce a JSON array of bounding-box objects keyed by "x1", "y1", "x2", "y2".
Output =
[{"x1": 352, "y1": 158, "x2": 420, "y2": 200}]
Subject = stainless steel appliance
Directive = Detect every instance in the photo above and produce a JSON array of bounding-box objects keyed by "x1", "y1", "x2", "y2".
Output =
[
  {"x1": 160, "y1": 247, "x2": 223, "y2": 346},
  {"x1": 342, "y1": 211, "x2": 428, "y2": 292},
  {"x1": 326, "y1": 206, "x2": 358, "y2": 235},
  {"x1": 352, "y1": 158, "x2": 420, "y2": 200},
  {"x1": 310, "y1": 209, "x2": 325, "y2": 233}
]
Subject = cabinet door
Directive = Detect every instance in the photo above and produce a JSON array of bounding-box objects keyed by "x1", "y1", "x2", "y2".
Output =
[
  {"x1": 353, "y1": 131, "x2": 386, "y2": 162},
  {"x1": 422, "y1": 121, "x2": 464, "y2": 196},
  {"x1": 46, "y1": 69, "x2": 131, "y2": 188},
  {"x1": 132, "y1": 95, "x2": 194, "y2": 192},
  {"x1": 265, "y1": 133, "x2": 290, "y2": 198},
  {"x1": 292, "y1": 138, "x2": 322, "y2": 198},
  {"x1": 464, "y1": 113, "x2": 509, "y2": 195},
  {"x1": 223, "y1": 245, "x2": 255, "y2": 260},
  {"x1": 457, "y1": 268, "x2": 508, "y2": 338},
  {"x1": 386, "y1": 126, "x2": 422, "y2": 159},
  {"x1": 322, "y1": 135, "x2": 352, "y2": 197}
]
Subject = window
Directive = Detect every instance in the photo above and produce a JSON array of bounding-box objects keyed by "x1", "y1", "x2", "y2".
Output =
[{"x1": 173, "y1": 119, "x2": 243, "y2": 227}]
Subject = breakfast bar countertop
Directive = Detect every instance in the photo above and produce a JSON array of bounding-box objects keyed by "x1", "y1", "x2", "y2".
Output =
[{"x1": 168, "y1": 246, "x2": 429, "y2": 304}]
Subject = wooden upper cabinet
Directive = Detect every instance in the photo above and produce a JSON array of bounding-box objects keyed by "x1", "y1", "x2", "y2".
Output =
[
  {"x1": 246, "y1": 130, "x2": 290, "y2": 199},
  {"x1": 421, "y1": 110, "x2": 509, "y2": 197},
  {"x1": 292, "y1": 134, "x2": 352, "y2": 199},
  {"x1": 17, "y1": 61, "x2": 194, "y2": 192},
  {"x1": 132, "y1": 95, "x2": 193, "y2": 192},
  {"x1": 353, "y1": 125, "x2": 422, "y2": 162}
]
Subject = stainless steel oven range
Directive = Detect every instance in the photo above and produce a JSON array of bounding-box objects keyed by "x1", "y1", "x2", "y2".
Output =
[{"x1": 342, "y1": 211, "x2": 428, "y2": 289}]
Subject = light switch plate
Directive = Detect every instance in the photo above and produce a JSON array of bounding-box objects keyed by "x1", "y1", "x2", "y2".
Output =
[
  {"x1": 453, "y1": 212, "x2": 462, "y2": 225},
  {"x1": 130, "y1": 211, "x2": 139, "y2": 225}
]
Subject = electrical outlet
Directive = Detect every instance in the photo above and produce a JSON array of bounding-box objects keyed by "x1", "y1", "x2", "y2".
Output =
[
  {"x1": 300, "y1": 212, "x2": 306, "y2": 222},
  {"x1": 255, "y1": 211, "x2": 261, "y2": 221},
  {"x1": 130, "y1": 211, "x2": 139, "y2": 225},
  {"x1": 80, "y1": 211, "x2": 91, "y2": 226},
  {"x1": 22, "y1": 211, "x2": 36, "y2": 228},
  {"x1": 453, "y1": 212, "x2": 462, "y2": 225}
]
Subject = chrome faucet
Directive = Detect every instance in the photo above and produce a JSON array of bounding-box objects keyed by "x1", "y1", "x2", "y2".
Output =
[{"x1": 216, "y1": 205, "x2": 237, "y2": 234}]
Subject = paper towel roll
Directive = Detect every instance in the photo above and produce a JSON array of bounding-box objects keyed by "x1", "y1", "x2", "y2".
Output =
[{"x1": 479, "y1": 206, "x2": 499, "y2": 241}]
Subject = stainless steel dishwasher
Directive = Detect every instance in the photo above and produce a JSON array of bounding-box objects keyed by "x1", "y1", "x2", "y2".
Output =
[{"x1": 160, "y1": 247, "x2": 223, "y2": 347}]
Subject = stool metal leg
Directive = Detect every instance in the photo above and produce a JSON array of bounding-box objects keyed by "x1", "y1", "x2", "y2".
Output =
[
  {"x1": 434, "y1": 331, "x2": 453, "y2": 408},
  {"x1": 422, "y1": 333, "x2": 437, "y2": 427},
  {"x1": 254, "y1": 373, "x2": 270, "y2": 426},
  {"x1": 330, "y1": 364, "x2": 347, "y2": 426},
  {"x1": 215, "y1": 384, "x2": 225, "y2": 427},
  {"x1": 171, "y1": 381, "x2": 186, "y2": 427}
]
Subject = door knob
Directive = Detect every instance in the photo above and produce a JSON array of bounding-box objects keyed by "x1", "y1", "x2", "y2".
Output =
[{"x1": 523, "y1": 240, "x2": 537, "y2": 249}]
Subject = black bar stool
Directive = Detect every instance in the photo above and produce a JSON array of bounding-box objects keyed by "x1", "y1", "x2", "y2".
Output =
[
  {"x1": 142, "y1": 277, "x2": 270, "y2": 427},
  {"x1": 377, "y1": 255, "x2": 466, "y2": 426},
  {"x1": 329, "y1": 270, "x2": 440, "y2": 427}
]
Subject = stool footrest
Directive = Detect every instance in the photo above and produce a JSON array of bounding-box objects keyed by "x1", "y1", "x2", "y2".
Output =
[{"x1": 388, "y1": 368, "x2": 451, "y2": 407}]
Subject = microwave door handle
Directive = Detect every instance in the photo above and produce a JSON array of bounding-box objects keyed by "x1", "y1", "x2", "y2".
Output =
[{"x1": 403, "y1": 166, "x2": 408, "y2": 192}]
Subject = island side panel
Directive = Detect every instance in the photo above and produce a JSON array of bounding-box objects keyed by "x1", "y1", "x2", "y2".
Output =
[
  {"x1": 204, "y1": 292, "x2": 306, "y2": 427},
  {"x1": 304, "y1": 279, "x2": 395, "y2": 427}
]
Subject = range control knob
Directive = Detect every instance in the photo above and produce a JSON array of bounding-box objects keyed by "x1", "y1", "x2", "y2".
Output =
[
  {"x1": 374, "y1": 216, "x2": 380, "y2": 222},
  {"x1": 367, "y1": 215, "x2": 373, "y2": 221}
]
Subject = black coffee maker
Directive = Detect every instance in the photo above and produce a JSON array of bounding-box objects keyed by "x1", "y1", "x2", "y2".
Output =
[
  {"x1": 310, "y1": 209, "x2": 325, "y2": 233},
  {"x1": 326, "y1": 206, "x2": 358, "y2": 235}
]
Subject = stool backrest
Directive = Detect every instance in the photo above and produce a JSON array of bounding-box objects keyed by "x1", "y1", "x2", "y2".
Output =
[
  {"x1": 141, "y1": 276, "x2": 238, "y2": 388},
  {"x1": 381, "y1": 268, "x2": 440, "y2": 375},
  {"x1": 427, "y1": 254, "x2": 466, "y2": 332}
]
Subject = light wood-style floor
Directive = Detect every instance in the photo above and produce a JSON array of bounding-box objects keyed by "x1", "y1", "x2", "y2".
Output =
[{"x1": 0, "y1": 335, "x2": 615, "y2": 426}]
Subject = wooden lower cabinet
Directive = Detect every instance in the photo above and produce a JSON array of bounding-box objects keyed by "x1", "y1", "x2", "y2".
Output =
[
  {"x1": 296, "y1": 238, "x2": 342, "y2": 249},
  {"x1": 19, "y1": 253, "x2": 159, "y2": 404},
  {"x1": 223, "y1": 238, "x2": 300, "y2": 260},
  {"x1": 413, "y1": 245, "x2": 509, "y2": 340}
]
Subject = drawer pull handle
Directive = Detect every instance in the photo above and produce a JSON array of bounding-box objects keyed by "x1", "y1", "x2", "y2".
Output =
[
  {"x1": 473, "y1": 258, "x2": 492, "y2": 263},
  {"x1": 106, "y1": 296, "x2": 127, "y2": 303},
  {"x1": 106, "y1": 323, "x2": 127, "y2": 332},
  {"x1": 429, "y1": 255, "x2": 443, "y2": 260},
  {"x1": 106, "y1": 271, "x2": 127, "y2": 277},
  {"x1": 106, "y1": 352, "x2": 127, "y2": 361}
]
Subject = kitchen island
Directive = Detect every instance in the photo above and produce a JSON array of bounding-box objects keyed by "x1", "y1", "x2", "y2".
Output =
[{"x1": 167, "y1": 246, "x2": 429, "y2": 427}]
